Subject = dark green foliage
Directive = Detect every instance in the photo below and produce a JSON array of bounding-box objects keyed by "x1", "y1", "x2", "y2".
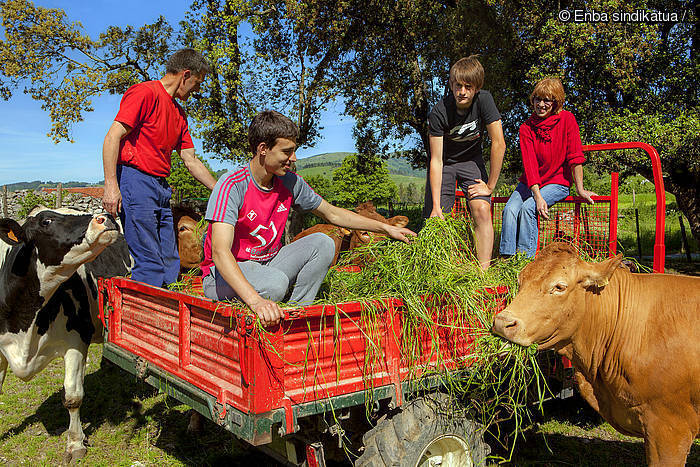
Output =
[
  {"x1": 331, "y1": 154, "x2": 397, "y2": 207},
  {"x1": 303, "y1": 174, "x2": 335, "y2": 202},
  {"x1": 166, "y1": 152, "x2": 215, "y2": 203},
  {"x1": 619, "y1": 175, "x2": 656, "y2": 195}
]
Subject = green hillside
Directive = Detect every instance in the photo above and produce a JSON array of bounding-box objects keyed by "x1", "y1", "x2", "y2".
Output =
[
  {"x1": 296, "y1": 152, "x2": 426, "y2": 187},
  {"x1": 4, "y1": 180, "x2": 101, "y2": 190},
  {"x1": 295, "y1": 152, "x2": 350, "y2": 169}
]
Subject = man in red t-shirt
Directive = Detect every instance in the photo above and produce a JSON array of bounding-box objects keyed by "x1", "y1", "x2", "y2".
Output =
[{"x1": 101, "y1": 48, "x2": 217, "y2": 287}]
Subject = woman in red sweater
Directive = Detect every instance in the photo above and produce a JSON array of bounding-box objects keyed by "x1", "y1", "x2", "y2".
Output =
[{"x1": 499, "y1": 78, "x2": 596, "y2": 257}]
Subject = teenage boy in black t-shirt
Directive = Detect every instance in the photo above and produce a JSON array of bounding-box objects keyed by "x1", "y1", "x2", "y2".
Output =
[{"x1": 423, "y1": 55, "x2": 506, "y2": 270}]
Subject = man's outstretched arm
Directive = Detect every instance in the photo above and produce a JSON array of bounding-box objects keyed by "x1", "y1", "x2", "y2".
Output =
[{"x1": 180, "y1": 148, "x2": 217, "y2": 190}]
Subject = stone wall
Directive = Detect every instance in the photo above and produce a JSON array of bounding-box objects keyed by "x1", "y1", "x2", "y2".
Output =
[
  {"x1": 1, "y1": 189, "x2": 207, "y2": 221},
  {"x1": 0, "y1": 190, "x2": 105, "y2": 220}
]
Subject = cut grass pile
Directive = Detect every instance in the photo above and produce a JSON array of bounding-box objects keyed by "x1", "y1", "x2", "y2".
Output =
[{"x1": 308, "y1": 215, "x2": 543, "y2": 459}]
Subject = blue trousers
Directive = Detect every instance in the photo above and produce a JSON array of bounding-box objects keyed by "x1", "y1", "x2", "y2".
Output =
[
  {"x1": 499, "y1": 182, "x2": 570, "y2": 257},
  {"x1": 118, "y1": 165, "x2": 179, "y2": 287}
]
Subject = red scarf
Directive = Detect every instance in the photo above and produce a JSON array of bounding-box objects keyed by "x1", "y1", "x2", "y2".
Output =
[{"x1": 526, "y1": 113, "x2": 562, "y2": 142}]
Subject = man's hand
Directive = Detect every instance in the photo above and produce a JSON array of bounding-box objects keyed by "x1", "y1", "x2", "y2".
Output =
[
  {"x1": 102, "y1": 181, "x2": 122, "y2": 217},
  {"x1": 249, "y1": 297, "x2": 284, "y2": 326},
  {"x1": 429, "y1": 207, "x2": 445, "y2": 219},
  {"x1": 578, "y1": 188, "x2": 597, "y2": 205},
  {"x1": 467, "y1": 179, "x2": 493, "y2": 199},
  {"x1": 535, "y1": 195, "x2": 550, "y2": 220},
  {"x1": 383, "y1": 225, "x2": 417, "y2": 244}
]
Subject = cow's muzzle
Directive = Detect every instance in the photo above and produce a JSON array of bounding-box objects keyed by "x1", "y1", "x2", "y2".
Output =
[{"x1": 492, "y1": 313, "x2": 521, "y2": 341}]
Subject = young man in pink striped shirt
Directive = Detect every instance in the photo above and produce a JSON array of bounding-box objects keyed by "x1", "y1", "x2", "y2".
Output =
[{"x1": 201, "y1": 111, "x2": 415, "y2": 326}]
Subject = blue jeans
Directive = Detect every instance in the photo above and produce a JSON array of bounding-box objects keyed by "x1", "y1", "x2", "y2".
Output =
[
  {"x1": 118, "y1": 165, "x2": 179, "y2": 287},
  {"x1": 499, "y1": 182, "x2": 570, "y2": 257}
]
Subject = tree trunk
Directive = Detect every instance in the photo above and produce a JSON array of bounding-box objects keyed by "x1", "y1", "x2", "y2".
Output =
[{"x1": 671, "y1": 185, "x2": 700, "y2": 246}]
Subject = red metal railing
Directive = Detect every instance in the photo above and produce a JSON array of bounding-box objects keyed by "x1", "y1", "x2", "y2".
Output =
[
  {"x1": 100, "y1": 275, "x2": 507, "y2": 433},
  {"x1": 582, "y1": 143, "x2": 665, "y2": 273},
  {"x1": 455, "y1": 176, "x2": 619, "y2": 259},
  {"x1": 455, "y1": 142, "x2": 665, "y2": 272}
]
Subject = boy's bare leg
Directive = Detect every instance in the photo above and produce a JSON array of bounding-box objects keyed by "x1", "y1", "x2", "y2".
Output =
[{"x1": 468, "y1": 199, "x2": 493, "y2": 270}]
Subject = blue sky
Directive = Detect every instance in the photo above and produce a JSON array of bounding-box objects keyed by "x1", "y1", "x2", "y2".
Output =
[{"x1": 0, "y1": 0, "x2": 357, "y2": 186}]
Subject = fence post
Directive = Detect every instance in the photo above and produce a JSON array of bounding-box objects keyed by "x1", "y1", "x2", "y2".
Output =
[
  {"x1": 2, "y1": 185, "x2": 7, "y2": 218},
  {"x1": 635, "y1": 208, "x2": 643, "y2": 259},
  {"x1": 56, "y1": 183, "x2": 63, "y2": 209}
]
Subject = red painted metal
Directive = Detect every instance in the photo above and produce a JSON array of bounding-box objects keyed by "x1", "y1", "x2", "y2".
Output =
[
  {"x1": 455, "y1": 191, "x2": 618, "y2": 258},
  {"x1": 305, "y1": 443, "x2": 324, "y2": 467},
  {"x1": 101, "y1": 276, "x2": 507, "y2": 438},
  {"x1": 609, "y1": 172, "x2": 619, "y2": 257},
  {"x1": 282, "y1": 397, "x2": 295, "y2": 434},
  {"x1": 582, "y1": 142, "x2": 665, "y2": 272},
  {"x1": 457, "y1": 142, "x2": 664, "y2": 267}
]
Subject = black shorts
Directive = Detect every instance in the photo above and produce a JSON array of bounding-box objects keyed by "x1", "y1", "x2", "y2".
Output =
[{"x1": 422, "y1": 159, "x2": 490, "y2": 218}]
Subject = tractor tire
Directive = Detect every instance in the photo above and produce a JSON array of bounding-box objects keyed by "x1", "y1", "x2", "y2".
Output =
[{"x1": 355, "y1": 393, "x2": 490, "y2": 467}]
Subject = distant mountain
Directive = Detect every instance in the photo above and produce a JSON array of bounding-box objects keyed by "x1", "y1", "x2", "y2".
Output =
[
  {"x1": 3, "y1": 180, "x2": 101, "y2": 191},
  {"x1": 3, "y1": 153, "x2": 426, "y2": 192},
  {"x1": 296, "y1": 152, "x2": 426, "y2": 185}
]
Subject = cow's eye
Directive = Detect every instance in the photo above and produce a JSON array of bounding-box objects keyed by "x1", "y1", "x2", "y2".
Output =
[
  {"x1": 551, "y1": 283, "x2": 567, "y2": 294},
  {"x1": 41, "y1": 218, "x2": 53, "y2": 227}
]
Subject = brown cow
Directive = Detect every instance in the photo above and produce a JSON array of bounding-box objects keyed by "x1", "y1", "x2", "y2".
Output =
[
  {"x1": 492, "y1": 242, "x2": 700, "y2": 466},
  {"x1": 292, "y1": 202, "x2": 409, "y2": 266},
  {"x1": 292, "y1": 223, "x2": 351, "y2": 265},
  {"x1": 354, "y1": 201, "x2": 409, "y2": 229},
  {"x1": 172, "y1": 206, "x2": 204, "y2": 272},
  {"x1": 348, "y1": 203, "x2": 409, "y2": 264}
]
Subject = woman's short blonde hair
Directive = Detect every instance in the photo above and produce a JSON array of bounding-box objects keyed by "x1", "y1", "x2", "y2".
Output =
[{"x1": 529, "y1": 78, "x2": 566, "y2": 114}]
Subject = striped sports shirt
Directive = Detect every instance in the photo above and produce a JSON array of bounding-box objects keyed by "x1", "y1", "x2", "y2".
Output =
[{"x1": 200, "y1": 166, "x2": 321, "y2": 276}]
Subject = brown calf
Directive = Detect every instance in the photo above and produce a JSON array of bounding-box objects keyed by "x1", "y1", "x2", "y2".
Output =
[
  {"x1": 172, "y1": 206, "x2": 204, "y2": 272},
  {"x1": 292, "y1": 224, "x2": 351, "y2": 265},
  {"x1": 293, "y1": 202, "x2": 409, "y2": 266}
]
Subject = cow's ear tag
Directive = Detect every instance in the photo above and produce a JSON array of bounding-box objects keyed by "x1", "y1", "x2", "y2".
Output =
[
  {"x1": 0, "y1": 219, "x2": 25, "y2": 246},
  {"x1": 581, "y1": 254, "x2": 622, "y2": 289}
]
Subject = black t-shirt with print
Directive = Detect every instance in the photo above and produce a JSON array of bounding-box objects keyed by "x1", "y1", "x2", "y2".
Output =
[{"x1": 427, "y1": 90, "x2": 501, "y2": 164}]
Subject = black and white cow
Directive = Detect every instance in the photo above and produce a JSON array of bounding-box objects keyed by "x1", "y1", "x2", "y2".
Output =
[{"x1": 0, "y1": 207, "x2": 130, "y2": 462}]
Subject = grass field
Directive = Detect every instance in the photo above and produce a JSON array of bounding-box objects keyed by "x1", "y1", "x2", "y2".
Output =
[
  {"x1": 0, "y1": 344, "x2": 268, "y2": 465},
  {"x1": 499, "y1": 396, "x2": 700, "y2": 466},
  {"x1": 2, "y1": 295, "x2": 698, "y2": 467},
  {"x1": 615, "y1": 193, "x2": 698, "y2": 258},
  {"x1": 1, "y1": 189, "x2": 697, "y2": 465},
  {"x1": 296, "y1": 164, "x2": 425, "y2": 189}
]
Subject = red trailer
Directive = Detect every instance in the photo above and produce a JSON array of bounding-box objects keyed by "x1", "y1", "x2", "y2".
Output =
[{"x1": 98, "y1": 142, "x2": 665, "y2": 466}]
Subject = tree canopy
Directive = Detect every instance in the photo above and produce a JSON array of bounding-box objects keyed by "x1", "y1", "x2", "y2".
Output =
[
  {"x1": 1, "y1": 0, "x2": 698, "y2": 241},
  {"x1": 167, "y1": 151, "x2": 216, "y2": 203},
  {"x1": 332, "y1": 154, "x2": 397, "y2": 207}
]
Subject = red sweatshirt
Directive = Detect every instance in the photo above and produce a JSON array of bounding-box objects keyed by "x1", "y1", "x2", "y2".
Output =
[{"x1": 518, "y1": 110, "x2": 585, "y2": 188}]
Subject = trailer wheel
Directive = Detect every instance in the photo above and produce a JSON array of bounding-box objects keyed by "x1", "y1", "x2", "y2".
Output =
[{"x1": 355, "y1": 394, "x2": 490, "y2": 467}]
